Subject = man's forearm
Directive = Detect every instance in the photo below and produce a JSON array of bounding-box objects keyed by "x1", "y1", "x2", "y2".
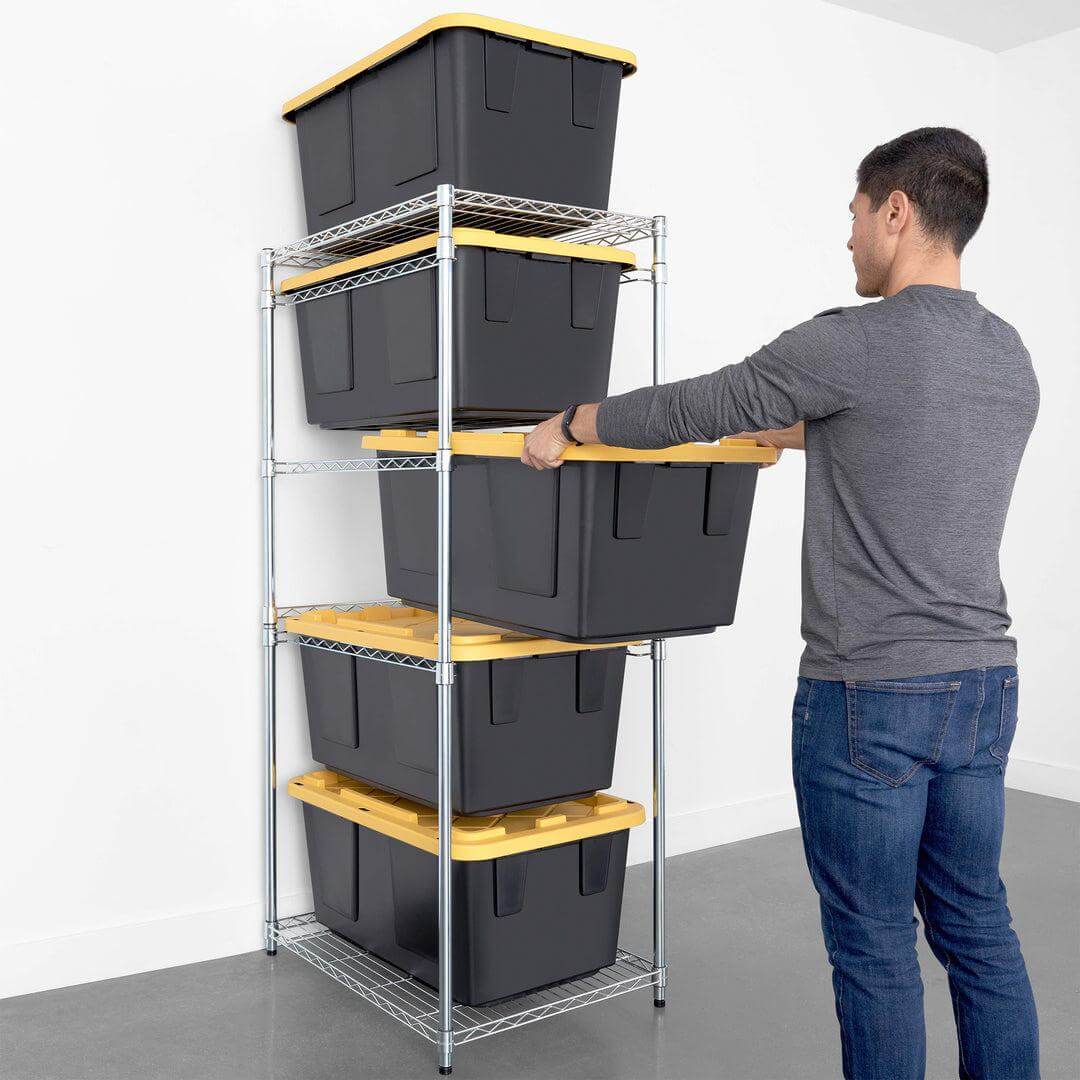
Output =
[
  {"x1": 568, "y1": 402, "x2": 600, "y2": 444},
  {"x1": 578, "y1": 311, "x2": 868, "y2": 451},
  {"x1": 570, "y1": 376, "x2": 757, "y2": 448},
  {"x1": 591, "y1": 368, "x2": 770, "y2": 450},
  {"x1": 571, "y1": 403, "x2": 805, "y2": 455}
]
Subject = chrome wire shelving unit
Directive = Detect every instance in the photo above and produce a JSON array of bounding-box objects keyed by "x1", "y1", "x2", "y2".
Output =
[{"x1": 260, "y1": 186, "x2": 669, "y2": 1074}]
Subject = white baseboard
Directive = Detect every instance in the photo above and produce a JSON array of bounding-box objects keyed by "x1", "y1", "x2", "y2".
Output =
[
  {"x1": 1006, "y1": 756, "x2": 1080, "y2": 802},
  {"x1": 0, "y1": 891, "x2": 311, "y2": 1001}
]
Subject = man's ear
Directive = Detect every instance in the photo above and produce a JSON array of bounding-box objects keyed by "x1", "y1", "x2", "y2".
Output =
[{"x1": 884, "y1": 189, "x2": 912, "y2": 235}]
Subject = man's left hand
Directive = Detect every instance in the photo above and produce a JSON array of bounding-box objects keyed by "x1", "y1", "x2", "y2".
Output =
[{"x1": 521, "y1": 412, "x2": 571, "y2": 470}]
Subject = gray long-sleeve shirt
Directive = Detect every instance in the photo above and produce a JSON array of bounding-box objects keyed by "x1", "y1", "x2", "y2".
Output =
[{"x1": 597, "y1": 284, "x2": 1039, "y2": 681}]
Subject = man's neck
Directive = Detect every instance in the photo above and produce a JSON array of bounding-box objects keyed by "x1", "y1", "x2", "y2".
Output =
[{"x1": 881, "y1": 250, "x2": 962, "y2": 297}]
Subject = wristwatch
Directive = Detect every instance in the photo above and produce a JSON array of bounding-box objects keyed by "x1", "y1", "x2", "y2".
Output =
[{"x1": 561, "y1": 404, "x2": 582, "y2": 445}]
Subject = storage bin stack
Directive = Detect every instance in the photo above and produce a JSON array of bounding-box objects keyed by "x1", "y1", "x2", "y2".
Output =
[{"x1": 280, "y1": 15, "x2": 774, "y2": 1005}]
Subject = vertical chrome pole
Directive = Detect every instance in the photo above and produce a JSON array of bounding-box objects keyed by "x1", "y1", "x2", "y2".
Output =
[
  {"x1": 259, "y1": 248, "x2": 278, "y2": 956},
  {"x1": 651, "y1": 216, "x2": 668, "y2": 1006},
  {"x1": 435, "y1": 184, "x2": 455, "y2": 1075}
]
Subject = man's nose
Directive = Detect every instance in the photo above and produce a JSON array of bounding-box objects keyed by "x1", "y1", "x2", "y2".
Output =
[{"x1": 847, "y1": 236, "x2": 854, "y2": 252}]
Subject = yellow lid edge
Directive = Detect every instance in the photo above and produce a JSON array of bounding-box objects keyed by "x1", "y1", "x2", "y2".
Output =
[
  {"x1": 284, "y1": 609, "x2": 638, "y2": 660},
  {"x1": 278, "y1": 227, "x2": 635, "y2": 295},
  {"x1": 283, "y1": 13, "x2": 637, "y2": 120},
  {"x1": 362, "y1": 429, "x2": 781, "y2": 464},
  {"x1": 278, "y1": 234, "x2": 437, "y2": 294},
  {"x1": 454, "y1": 228, "x2": 636, "y2": 267},
  {"x1": 287, "y1": 772, "x2": 647, "y2": 860}
]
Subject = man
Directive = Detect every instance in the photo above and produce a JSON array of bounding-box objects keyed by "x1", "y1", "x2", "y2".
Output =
[{"x1": 521, "y1": 128, "x2": 1040, "y2": 1079}]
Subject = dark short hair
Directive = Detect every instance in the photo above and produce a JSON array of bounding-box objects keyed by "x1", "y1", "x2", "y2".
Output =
[{"x1": 856, "y1": 127, "x2": 988, "y2": 255}]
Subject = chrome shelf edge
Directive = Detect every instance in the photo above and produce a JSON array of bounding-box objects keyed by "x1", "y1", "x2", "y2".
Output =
[
  {"x1": 270, "y1": 915, "x2": 661, "y2": 1046},
  {"x1": 272, "y1": 455, "x2": 434, "y2": 475},
  {"x1": 270, "y1": 189, "x2": 656, "y2": 269},
  {"x1": 276, "y1": 254, "x2": 439, "y2": 305},
  {"x1": 284, "y1": 634, "x2": 438, "y2": 672},
  {"x1": 275, "y1": 600, "x2": 403, "y2": 621}
]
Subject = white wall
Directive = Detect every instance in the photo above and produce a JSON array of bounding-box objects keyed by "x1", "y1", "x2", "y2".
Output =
[
  {"x1": 981, "y1": 27, "x2": 1080, "y2": 802},
  {"x1": 2, "y1": 0, "x2": 1057, "y2": 1000}
]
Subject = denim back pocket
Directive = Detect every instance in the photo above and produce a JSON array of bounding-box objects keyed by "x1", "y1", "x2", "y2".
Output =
[
  {"x1": 989, "y1": 675, "x2": 1020, "y2": 766},
  {"x1": 846, "y1": 679, "x2": 960, "y2": 786}
]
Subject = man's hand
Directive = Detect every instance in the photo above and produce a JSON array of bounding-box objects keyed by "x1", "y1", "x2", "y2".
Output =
[
  {"x1": 521, "y1": 404, "x2": 602, "y2": 469},
  {"x1": 734, "y1": 421, "x2": 805, "y2": 467},
  {"x1": 521, "y1": 412, "x2": 571, "y2": 470}
]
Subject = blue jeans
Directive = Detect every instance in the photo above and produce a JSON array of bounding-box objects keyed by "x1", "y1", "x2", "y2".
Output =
[{"x1": 792, "y1": 667, "x2": 1040, "y2": 1079}]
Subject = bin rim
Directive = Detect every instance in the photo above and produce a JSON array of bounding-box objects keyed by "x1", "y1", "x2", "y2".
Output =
[
  {"x1": 277, "y1": 227, "x2": 636, "y2": 295},
  {"x1": 282, "y1": 13, "x2": 638, "y2": 120},
  {"x1": 289, "y1": 770, "x2": 646, "y2": 860},
  {"x1": 363, "y1": 429, "x2": 781, "y2": 465},
  {"x1": 286, "y1": 604, "x2": 639, "y2": 660}
]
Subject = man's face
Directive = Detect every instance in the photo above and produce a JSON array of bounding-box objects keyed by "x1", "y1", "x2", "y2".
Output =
[{"x1": 847, "y1": 190, "x2": 892, "y2": 297}]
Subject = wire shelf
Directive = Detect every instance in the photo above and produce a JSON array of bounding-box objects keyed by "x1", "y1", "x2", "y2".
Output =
[
  {"x1": 273, "y1": 455, "x2": 434, "y2": 475},
  {"x1": 285, "y1": 634, "x2": 438, "y2": 672},
  {"x1": 275, "y1": 254, "x2": 439, "y2": 305},
  {"x1": 271, "y1": 190, "x2": 656, "y2": 269},
  {"x1": 275, "y1": 600, "x2": 403, "y2": 621},
  {"x1": 271, "y1": 915, "x2": 661, "y2": 1046}
]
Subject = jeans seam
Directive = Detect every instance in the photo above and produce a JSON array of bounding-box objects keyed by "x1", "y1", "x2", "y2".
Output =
[
  {"x1": 990, "y1": 676, "x2": 1018, "y2": 765},
  {"x1": 917, "y1": 880, "x2": 970, "y2": 1078},
  {"x1": 963, "y1": 668, "x2": 985, "y2": 768},
  {"x1": 848, "y1": 680, "x2": 962, "y2": 693},
  {"x1": 796, "y1": 682, "x2": 853, "y2": 1078}
]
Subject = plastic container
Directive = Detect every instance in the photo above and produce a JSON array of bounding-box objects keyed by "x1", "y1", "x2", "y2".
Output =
[
  {"x1": 286, "y1": 605, "x2": 632, "y2": 814},
  {"x1": 279, "y1": 229, "x2": 633, "y2": 430},
  {"x1": 290, "y1": 769, "x2": 645, "y2": 1005},
  {"x1": 364, "y1": 430, "x2": 778, "y2": 642},
  {"x1": 282, "y1": 15, "x2": 637, "y2": 232}
]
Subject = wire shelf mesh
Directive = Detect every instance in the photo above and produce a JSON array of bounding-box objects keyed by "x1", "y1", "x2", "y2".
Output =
[
  {"x1": 275, "y1": 599, "x2": 403, "y2": 621},
  {"x1": 275, "y1": 254, "x2": 439, "y2": 305},
  {"x1": 271, "y1": 190, "x2": 656, "y2": 269},
  {"x1": 285, "y1": 634, "x2": 438, "y2": 672},
  {"x1": 273, "y1": 454, "x2": 435, "y2": 475},
  {"x1": 271, "y1": 915, "x2": 661, "y2": 1045}
]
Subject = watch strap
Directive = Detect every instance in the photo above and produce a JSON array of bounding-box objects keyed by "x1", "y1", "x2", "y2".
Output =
[{"x1": 561, "y1": 404, "x2": 581, "y2": 445}]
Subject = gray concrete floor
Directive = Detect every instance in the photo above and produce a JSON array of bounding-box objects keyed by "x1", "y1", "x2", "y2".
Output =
[{"x1": 2, "y1": 790, "x2": 1076, "y2": 1080}]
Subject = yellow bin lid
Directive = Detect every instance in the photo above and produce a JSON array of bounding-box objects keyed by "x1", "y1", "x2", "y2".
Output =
[
  {"x1": 288, "y1": 769, "x2": 646, "y2": 860},
  {"x1": 278, "y1": 228, "x2": 636, "y2": 295},
  {"x1": 363, "y1": 429, "x2": 781, "y2": 465},
  {"x1": 283, "y1": 14, "x2": 638, "y2": 120},
  {"x1": 285, "y1": 604, "x2": 638, "y2": 660}
]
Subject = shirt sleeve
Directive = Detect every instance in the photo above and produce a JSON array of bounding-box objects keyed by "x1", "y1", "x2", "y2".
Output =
[{"x1": 595, "y1": 307, "x2": 870, "y2": 449}]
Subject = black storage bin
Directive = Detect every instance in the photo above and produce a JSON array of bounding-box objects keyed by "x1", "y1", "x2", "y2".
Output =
[
  {"x1": 282, "y1": 15, "x2": 637, "y2": 232},
  {"x1": 279, "y1": 230, "x2": 633, "y2": 430},
  {"x1": 286, "y1": 605, "x2": 630, "y2": 814},
  {"x1": 364, "y1": 430, "x2": 777, "y2": 642},
  {"x1": 290, "y1": 770, "x2": 645, "y2": 1005}
]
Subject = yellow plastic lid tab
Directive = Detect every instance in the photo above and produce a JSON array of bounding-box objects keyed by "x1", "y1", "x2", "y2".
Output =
[
  {"x1": 283, "y1": 14, "x2": 637, "y2": 120},
  {"x1": 362, "y1": 429, "x2": 780, "y2": 465},
  {"x1": 285, "y1": 605, "x2": 637, "y2": 660},
  {"x1": 288, "y1": 770, "x2": 647, "y2": 860}
]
